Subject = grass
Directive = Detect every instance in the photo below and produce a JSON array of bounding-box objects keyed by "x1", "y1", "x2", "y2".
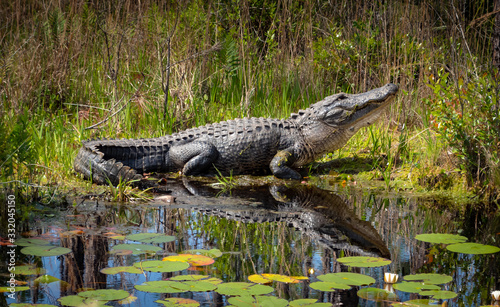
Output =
[{"x1": 0, "y1": 0, "x2": 498, "y2": 207}]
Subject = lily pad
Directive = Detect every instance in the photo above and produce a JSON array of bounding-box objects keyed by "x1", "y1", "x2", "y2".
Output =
[
  {"x1": 227, "y1": 295, "x2": 288, "y2": 307},
  {"x1": 403, "y1": 273, "x2": 452, "y2": 285},
  {"x1": 419, "y1": 290, "x2": 458, "y2": 299},
  {"x1": 169, "y1": 275, "x2": 223, "y2": 285},
  {"x1": 317, "y1": 272, "x2": 375, "y2": 286},
  {"x1": 133, "y1": 260, "x2": 189, "y2": 273},
  {"x1": 310, "y1": 281, "x2": 351, "y2": 291},
  {"x1": 118, "y1": 295, "x2": 138, "y2": 304},
  {"x1": 14, "y1": 265, "x2": 46, "y2": 275},
  {"x1": 78, "y1": 289, "x2": 130, "y2": 301},
  {"x1": 289, "y1": 299, "x2": 333, "y2": 306},
  {"x1": 337, "y1": 256, "x2": 391, "y2": 267},
  {"x1": 248, "y1": 273, "x2": 308, "y2": 284},
  {"x1": 155, "y1": 298, "x2": 200, "y2": 306},
  {"x1": 0, "y1": 286, "x2": 29, "y2": 293},
  {"x1": 135, "y1": 280, "x2": 216, "y2": 293},
  {"x1": 100, "y1": 266, "x2": 143, "y2": 275},
  {"x1": 126, "y1": 233, "x2": 176, "y2": 244},
  {"x1": 110, "y1": 243, "x2": 162, "y2": 255},
  {"x1": 393, "y1": 282, "x2": 440, "y2": 293},
  {"x1": 57, "y1": 295, "x2": 107, "y2": 307},
  {"x1": 215, "y1": 282, "x2": 274, "y2": 296},
  {"x1": 415, "y1": 233, "x2": 467, "y2": 244},
  {"x1": 34, "y1": 275, "x2": 64, "y2": 284},
  {"x1": 391, "y1": 299, "x2": 439, "y2": 306},
  {"x1": 9, "y1": 304, "x2": 59, "y2": 307},
  {"x1": 446, "y1": 242, "x2": 500, "y2": 254},
  {"x1": 20, "y1": 245, "x2": 72, "y2": 257},
  {"x1": 357, "y1": 287, "x2": 399, "y2": 302},
  {"x1": 183, "y1": 248, "x2": 223, "y2": 258},
  {"x1": 15, "y1": 238, "x2": 51, "y2": 246},
  {"x1": 163, "y1": 254, "x2": 215, "y2": 266}
]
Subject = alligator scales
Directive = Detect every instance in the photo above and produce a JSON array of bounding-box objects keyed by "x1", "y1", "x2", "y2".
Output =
[{"x1": 74, "y1": 83, "x2": 398, "y2": 184}]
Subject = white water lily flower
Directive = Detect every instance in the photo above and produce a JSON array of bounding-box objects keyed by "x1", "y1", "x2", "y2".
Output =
[
  {"x1": 384, "y1": 272, "x2": 399, "y2": 284},
  {"x1": 492, "y1": 290, "x2": 500, "y2": 301}
]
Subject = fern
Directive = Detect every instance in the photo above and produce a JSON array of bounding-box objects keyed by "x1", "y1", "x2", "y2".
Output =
[
  {"x1": 217, "y1": 36, "x2": 240, "y2": 79},
  {"x1": 45, "y1": 8, "x2": 66, "y2": 47}
]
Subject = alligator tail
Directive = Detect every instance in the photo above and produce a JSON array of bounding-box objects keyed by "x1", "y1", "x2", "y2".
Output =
[{"x1": 73, "y1": 138, "x2": 169, "y2": 185}]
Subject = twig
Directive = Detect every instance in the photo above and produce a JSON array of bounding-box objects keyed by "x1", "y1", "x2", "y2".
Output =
[
  {"x1": 63, "y1": 103, "x2": 110, "y2": 111},
  {"x1": 161, "y1": 5, "x2": 180, "y2": 121},
  {"x1": 84, "y1": 95, "x2": 127, "y2": 130}
]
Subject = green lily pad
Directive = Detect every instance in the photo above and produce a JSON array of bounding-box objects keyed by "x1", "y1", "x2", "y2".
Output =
[
  {"x1": 391, "y1": 299, "x2": 439, "y2": 306},
  {"x1": 310, "y1": 281, "x2": 351, "y2": 291},
  {"x1": 403, "y1": 273, "x2": 452, "y2": 285},
  {"x1": 33, "y1": 275, "x2": 63, "y2": 284},
  {"x1": 215, "y1": 282, "x2": 274, "y2": 296},
  {"x1": 446, "y1": 242, "x2": 500, "y2": 254},
  {"x1": 419, "y1": 290, "x2": 458, "y2": 299},
  {"x1": 78, "y1": 289, "x2": 130, "y2": 301},
  {"x1": 155, "y1": 298, "x2": 200, "y2": 306},
  {"x1": 57, "y1": 295, "x2": 107, "y2": 307},
  {"x1": 169, "y1": 275, "x2": 223, "y2": 285},
  {"x1": 20, "y1": 245, "x2": 72, "y2": 257},
  {"x1": 248, "y1": 273, "x2": 308, "y2": 284},
  {"x1": 135, "y1": 280, "x2": 216, "y2": 293},
  {"x1": 15, "y1": 238, "x2": 51, "y2": 246},
  {"x1": 183, "y1": 248, "x2": 223, "y2": 258},
  {"x1": 415, "y1": 233, "x2": 467, "y2": 244},
  {"x1": 9, "y1": 304, "x2": 59, "y2": 307},
  {"x1": 163, "y1": 254, "x2": 215, "y2": 266},
  {"x1": 133, "y1": 260, "x2": 190, "y2": 273},
  {"x1": 393, "y1": 282, "x2": 441, "y2": 293},
  {"x1": 100, "y1": 266, "x2": 143, "y2": 274},
  {"x1": 126, "y1": 233, "x2": 176, "y2": 244},
  {"x1": 110, "y1": 243, "x2": 162, "y2": 255},
  {"x1": 357, "y1": 287, "x2": 399, "y2": 302},
  {"x1": 317, "y1": 272, "x2": 375, "y2": 286},
  {"x1": 0, "y1": 286, "x2": 29, "y2": 293},
  {"x1": 14, "y1": 265, "x2": 46, "y2": 275},
  {"x1": 227, "y1": 295, "x2": 288, "y2": 307},
  {"x1": 337, "y1": 256, "x2": 391, "y2": 267},
  {"x1": 289, "y1": 299, "x2": 333, "y2": 306}
]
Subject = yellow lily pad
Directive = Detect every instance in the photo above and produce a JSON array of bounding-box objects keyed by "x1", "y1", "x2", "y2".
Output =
[{"x1": 163, "y1": 254, "x2": 215, "y2": 266}]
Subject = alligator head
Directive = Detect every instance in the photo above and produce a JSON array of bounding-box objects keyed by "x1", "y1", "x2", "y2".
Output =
[{"x1": 290, "y1": 83, "x2": 399, "y2": 162}]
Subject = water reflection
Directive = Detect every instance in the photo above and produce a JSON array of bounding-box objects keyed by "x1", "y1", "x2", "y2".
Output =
[
  {"x1": 186, "y1": 182, "x2": 391, "y2": 258},
  {"x1": 1, "y1": 178, "x2": 499, "y2": 306}
]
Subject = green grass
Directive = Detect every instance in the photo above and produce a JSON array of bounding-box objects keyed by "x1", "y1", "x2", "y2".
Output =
[{"x1": 0, "y1": 0, "x2": 497, "y2": 206}]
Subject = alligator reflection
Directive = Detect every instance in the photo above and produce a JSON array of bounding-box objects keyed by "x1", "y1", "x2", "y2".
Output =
[{"x1": 175, "y1": 180, "x2": 390, "y2": 259}]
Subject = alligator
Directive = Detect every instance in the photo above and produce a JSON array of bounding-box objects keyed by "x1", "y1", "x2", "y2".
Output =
[{"x1": 74, "y1": 83, "x2": 398, "y2": 184}]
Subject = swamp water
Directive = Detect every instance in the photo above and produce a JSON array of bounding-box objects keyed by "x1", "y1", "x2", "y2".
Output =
[{"x1": 1, "y1": 178, "x2": 499, "y2": 306}]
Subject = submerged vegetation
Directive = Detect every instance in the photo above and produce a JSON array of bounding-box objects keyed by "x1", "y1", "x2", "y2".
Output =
[{"x1": 0, "y1": 0, "x2": 499, "y2": 206}]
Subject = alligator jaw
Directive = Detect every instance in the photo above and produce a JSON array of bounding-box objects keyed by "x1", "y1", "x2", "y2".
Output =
[{"x1": 320, "y1": 83, "x2": 399, "y2": 129}]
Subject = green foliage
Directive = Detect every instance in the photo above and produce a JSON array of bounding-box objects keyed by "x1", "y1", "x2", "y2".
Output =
[
  {"x1": 426, "y1": 72, "x2": 500, "y2": 188},
  {"x1": 0, "y1": 113, "x2": 35, "y2": 180}
]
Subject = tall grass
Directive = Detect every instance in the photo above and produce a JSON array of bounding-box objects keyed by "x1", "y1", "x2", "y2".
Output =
[{"x1": 0, "y1": 0, "x2": 497, "y2": 201}]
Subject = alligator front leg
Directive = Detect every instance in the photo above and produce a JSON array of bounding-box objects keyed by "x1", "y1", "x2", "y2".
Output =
[
  {"x1": 270, "y1": 149, "x2": 302, "y2": 180},
  {"x1": 168, "y1": 141, "x2": 219, "y2": 176}
]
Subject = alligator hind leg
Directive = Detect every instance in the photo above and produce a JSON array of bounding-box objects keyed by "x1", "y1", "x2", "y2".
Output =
[{"x1": 168, "y1": 141, "x2": 219, "y2": 176}]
